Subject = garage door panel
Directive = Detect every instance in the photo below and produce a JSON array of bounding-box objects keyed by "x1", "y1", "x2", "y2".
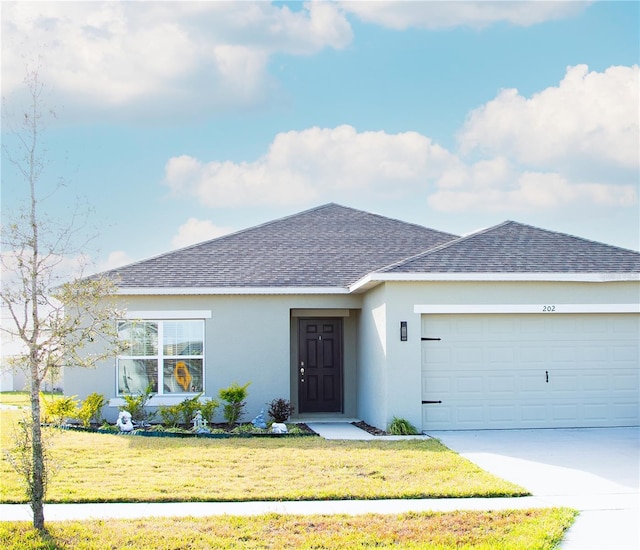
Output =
[
  {"x1": 614, "y1": 402, "x2": 640, "y2": 420},
  {"x1": 583, "y1": 403, "x2": 609, "y2": 421},
  {"x1": 613, "y1": 345, "x2": 640, "y2": 362},
  {"x1": 456, "y1": 376, "x2": 484, "y2": 394},
  {"x1": 613, "y1": 317, "x2": 640, "y2": 333},
  {"x1": 582, "y1": 373, "x2": 609, "y2": 392},
  {"x1": 488, "y1": 375, "x2": 516, "y2": 393},
  {"x1": 488, "y1": 347, "x2": 515, "y2": 363},
  {"x1": 421, "y1": 313, "x2": 640, "y2": 430},
  {"x1": 613, "y1": 372, "x2": 639, "y2": 391},
  {"x1": 422, "y1": 375, "x2": 452, "y2": 395},
  {"x1": 518, "y1": 373, "x2": 547, "y2": 394},
  {"x1": 582, "y1": 346, "x2": 608, "y2": 363},
  {"x1": 519, "y1": 346, "x2": 546, "y2": 365},
  {"x1": 488, "y1": 405, "x2": 517, "y2": 422}
]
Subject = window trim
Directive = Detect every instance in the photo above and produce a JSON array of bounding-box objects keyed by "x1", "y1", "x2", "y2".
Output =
[
  {"x1": 125, "y1": 310, "x2": 212, "y2": 320},
  {"x1": 116, "y1": 317, "x2": 206, "y2": 397}
]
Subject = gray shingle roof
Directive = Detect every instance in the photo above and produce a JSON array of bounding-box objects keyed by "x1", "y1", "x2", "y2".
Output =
[
  {"x1": 383, "y1": 220, "x2": 640, "y2": 274},
  {"x1": 104, "y1": 203, "x2": 458, "y2": 288}
]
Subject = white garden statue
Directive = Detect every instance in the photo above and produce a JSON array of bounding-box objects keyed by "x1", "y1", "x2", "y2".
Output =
[
  {"x1": 271, "y1": 422, "x2": 287, "y2": 434},
  {"x1": 192, "y1": 410, "x2": 210, "y2": 434},
  {"x1": 116, "y1": 410, "x2": 134, "y2": 432}
]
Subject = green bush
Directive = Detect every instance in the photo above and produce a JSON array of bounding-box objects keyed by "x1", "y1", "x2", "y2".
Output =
[
  {"x1": 120, "y1": 384, "x2": 155, "y2": 424},
  {"x1": 218, "y1": 382, "x2": 250, "y2": 428},
  {"x1": 388, "y1": 416, "x2": 420, "y2": 435},
  {"x1": 77, "y1": 393, "x2": 105, "y2": 427},
  {"x1": 178, "y1": 394, "x2": 203, "y2": 426},
  {"x1": 43, "y1": 395, "x2": 78, "y2": 426},
  {"x1": 158, "y1": 404, "x2": 182, "y2": 427},
  {"x1": 200, "y1": 398, "x2": 220, "y2": 425}
]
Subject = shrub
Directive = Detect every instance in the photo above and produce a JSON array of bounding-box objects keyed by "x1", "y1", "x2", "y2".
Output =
[
  {"x1": 77, "y1": 393, "x2": 105, "y2": 427},
  {"x1": 178, "y1": 394, "x2": 203, "y2": 426},
  {"x1": 200, "y1": 398, "x2": 220, "y2": 425},
  {"x1": 120, "y1": 384, "x2": 155, "y2": 424},
  {"x1": 158, "y1": 404, "x2": 182, "y2": 427},
  {"x1": 388, "y1": 416, "x2": 420, "y2": 435},
  {"x1": 218, "y1": 382, "x2": 250, "y2": 428},
  {"x1": 43, "y1": 395, "x2": 78, "y2": 426},
  {"x1": 267, "y1": 398, "x2": 295, "y2": 423}
]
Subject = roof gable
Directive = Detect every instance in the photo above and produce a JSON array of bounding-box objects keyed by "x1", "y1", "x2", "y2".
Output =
[
  {"x1": 384, "y1": 221, "x2": 640, "y2": 274},
  {"x1": 104, "y1": 203, "x2": 458, "y2": 289}
]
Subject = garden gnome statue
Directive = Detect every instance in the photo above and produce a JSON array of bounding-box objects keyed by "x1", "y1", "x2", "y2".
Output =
[
  {"x1": 252, "y1": 409, "x2": 267, "y2": 429},
  {"x1": 116, "y1": 410, "x2": 134, "y2": 432},
  {"x1": 191, "y1": 410, "x2": 210, "y2": 434}
]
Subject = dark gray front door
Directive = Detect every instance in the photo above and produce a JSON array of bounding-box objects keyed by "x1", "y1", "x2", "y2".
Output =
[{"x1": 298, "y1": 318, "x2": 343, "y2": 413}]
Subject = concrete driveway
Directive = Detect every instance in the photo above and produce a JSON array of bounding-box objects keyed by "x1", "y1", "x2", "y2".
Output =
[{"x1": 427, "y1": 427, "x2": 639, "y2": 550}]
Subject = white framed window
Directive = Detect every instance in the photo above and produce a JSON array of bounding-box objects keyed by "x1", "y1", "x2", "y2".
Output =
[{"x1": 117, "y1": 319, "x2": 204, "y2": 395}]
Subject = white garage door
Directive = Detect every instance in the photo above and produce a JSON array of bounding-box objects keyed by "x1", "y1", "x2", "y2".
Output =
[{"x1": 421, "y1": 313, "x2": 640, "y2": 430}]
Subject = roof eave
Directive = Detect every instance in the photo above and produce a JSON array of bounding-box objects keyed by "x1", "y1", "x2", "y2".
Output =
[
  {"x1": 349, "y1": 272, "x2": 640, "y2": 293},
  {"x1": 115, "y1": 286, "x2": 351, "y2": 296}
]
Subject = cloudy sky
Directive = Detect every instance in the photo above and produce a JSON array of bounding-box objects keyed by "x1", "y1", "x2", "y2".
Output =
[{"x1": 2, "y1": 1, "x2": 638, "y2": 274}]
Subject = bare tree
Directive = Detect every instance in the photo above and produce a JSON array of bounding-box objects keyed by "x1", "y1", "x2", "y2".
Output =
[{"x1": 1, "y1": 65, "x2": 123, "y2": 530}]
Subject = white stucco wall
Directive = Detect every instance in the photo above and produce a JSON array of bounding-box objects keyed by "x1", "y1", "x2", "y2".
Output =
[
  {"x1": 356, "y1": 284, "x2": 388, "y2": 429},
  {"x1": 63, "y1": 279, "x2": 638, "y2": 428},
  {"x1": 65, "y1": 293, "x2": 362, "y2": 423},
  {"x1": 376, "y1": 279, "x2": 640, "y2": 431}
]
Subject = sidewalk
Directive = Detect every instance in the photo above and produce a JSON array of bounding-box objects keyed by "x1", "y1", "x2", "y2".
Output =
[{"x1": 0, "y1": 494, "x2": 585, "y2": 522}]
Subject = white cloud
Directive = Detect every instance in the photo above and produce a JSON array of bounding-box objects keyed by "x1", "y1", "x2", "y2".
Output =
[
  {"x1": 162, "y1": 61, "x2": 638, "y2": 216},
  {"x1": 164, "y1": 106, "x2": 638, "y2": 213},
  {"x1": 163, "y1": 125, "x2": 459, "y2": 206},
  {"x1": 430, "y1": 166, "x2": 637, "y2": 212},
  {"x1": 1, "y1": 1, "x2": 352, "y2": 111},
  {"x1": 340, "y1": 1, "x2": 590, "y2": 30},
  {"x1": 171, "y1": 218, "x2": 234, "y2": 249},
  {"x1": 458, "y1": 64, "x2": 640, "y2": 173}
]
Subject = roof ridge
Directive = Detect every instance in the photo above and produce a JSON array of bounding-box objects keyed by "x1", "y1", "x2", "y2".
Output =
[
  {"x1": 499, "y1": 220, "x2": 640, "y2": 253},
  {"x1": 376, "y1": 221, "x2": 507, "y2": 273},
  {"x1": 97, "y1": 203, "x2": 345, "y2": 277}
]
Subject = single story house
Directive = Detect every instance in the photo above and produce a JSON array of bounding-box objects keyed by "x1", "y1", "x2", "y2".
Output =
[{"x1": 66, "y1": 203, "x2": 640, "y2": 431}]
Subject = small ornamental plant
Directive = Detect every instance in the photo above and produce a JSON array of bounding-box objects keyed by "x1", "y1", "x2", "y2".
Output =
[
  {"x1": 218, "y1": 382, "x2": 250, "y2": 428},
  {"x1": 388, "y1": 416, "x2": 420, "y2": 435},
  {"x1": 42, "y1": 395, "x2": 78, "y2": 426},
  {"x1": 77, "y1": 392, "x2": 105, "y2": 427},
  {"x1": 267, "y1": 398, "x2": 295, "y2": 423},
  {"x1": 120, "y1": 384, "x2": 155, "y2": 424}
]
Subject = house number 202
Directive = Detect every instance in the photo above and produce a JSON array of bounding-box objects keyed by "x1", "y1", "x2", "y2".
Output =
[{"x1": 542, "y1": 305, "x2": 556, "y2": 312}]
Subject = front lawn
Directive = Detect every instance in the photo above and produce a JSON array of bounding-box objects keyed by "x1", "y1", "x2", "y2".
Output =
[
  {"x1": 0, "y1": 509, "x2": 577, "y2": 549},
  {"x1": 0, "y1": 408, "x2": 527, "y2": 503}
]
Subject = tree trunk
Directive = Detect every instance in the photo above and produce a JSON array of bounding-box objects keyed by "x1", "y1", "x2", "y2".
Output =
[{"x1": 29, "y1": 364, "x2": 45, "y2": 531}]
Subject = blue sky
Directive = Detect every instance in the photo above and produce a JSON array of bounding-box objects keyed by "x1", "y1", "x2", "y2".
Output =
[{"x1": 2, "y1": 1, "x2": 638, "y2": 275}]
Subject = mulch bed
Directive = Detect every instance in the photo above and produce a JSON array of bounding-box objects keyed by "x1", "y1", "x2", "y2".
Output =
[
  {"x1": 55, "y1": 422, "x2": 318, "y2": 438},
  {"x1": 352, "y1": 421, "x2": 388, "y2": 436}
]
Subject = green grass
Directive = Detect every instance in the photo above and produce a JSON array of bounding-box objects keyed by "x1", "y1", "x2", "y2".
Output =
[
  {"x1": 0, "y1": 408, "x2": 527, "y2": 503},
  {"x1": 0, "y1": 400, "x2": 576, "y2": 549},
  {"x1": 0, "y1": 509, "x2": 577, "y2": 549},
  {"x1": 0, "y1": 391, "x2": 63, "y2": 408}
]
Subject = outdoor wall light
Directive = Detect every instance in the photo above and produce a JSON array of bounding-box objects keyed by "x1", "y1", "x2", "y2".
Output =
[{"x1": 400, "y1": 321, "x2": 408, "y2": 341}]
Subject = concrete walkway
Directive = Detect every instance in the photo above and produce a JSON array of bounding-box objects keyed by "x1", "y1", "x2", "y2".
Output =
[
  {"x1": 1, "y1": 422, "x2": 637, "y2": 550},
  {"x1": 429, "y1": 427, "x2": 640, "y2": 550}
]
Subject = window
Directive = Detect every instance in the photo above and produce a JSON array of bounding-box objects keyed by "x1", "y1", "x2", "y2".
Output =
[{"x1": 117, "y1": 319, "x2": 204, "y2": 395}]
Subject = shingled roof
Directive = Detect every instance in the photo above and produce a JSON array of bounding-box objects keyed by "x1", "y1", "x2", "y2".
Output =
[
  {"x1": 383, "y1": 220, "x2": 640, "y2": 274},
  {"x1": 103, "y1": 203, "x2": 457, "y2": 289}
]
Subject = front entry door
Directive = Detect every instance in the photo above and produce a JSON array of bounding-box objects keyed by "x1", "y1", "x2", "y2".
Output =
[{"x1": 298, "y1": 318, "x2": 343, "y2": 413}]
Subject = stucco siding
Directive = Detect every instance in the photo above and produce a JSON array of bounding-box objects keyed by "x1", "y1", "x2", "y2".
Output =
[
  {"x1": 357, "y1": 284, "x2": 388, "y2": 429},
  {"x1": 66, "y1": 293, "x2": 362, "y2": 423},
  {"x1": 379, "y1": 280, "x2": 640, "y2": 431}
]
